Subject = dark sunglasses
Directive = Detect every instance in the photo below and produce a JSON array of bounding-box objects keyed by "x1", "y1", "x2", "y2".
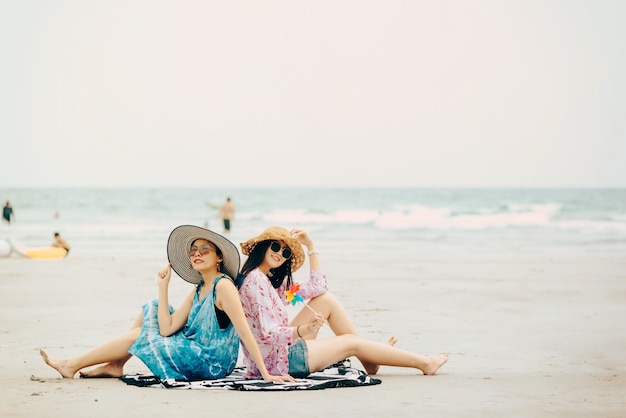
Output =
[
  {"x1": 269, "y1": 241, "x2": 292, "y2": 259},
  {"x1": 189, "y1": 245, "x2": 215, "y2": 257}
]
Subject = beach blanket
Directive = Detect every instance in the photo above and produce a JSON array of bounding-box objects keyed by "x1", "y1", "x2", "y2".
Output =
[{"x1": 120, "y1": 360, "x2": 381, "y2": 391}]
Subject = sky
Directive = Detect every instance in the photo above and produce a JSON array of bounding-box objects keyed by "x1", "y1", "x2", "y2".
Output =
[{"x1": 1, "y1": 1, "x2": 624, "y2": 188}]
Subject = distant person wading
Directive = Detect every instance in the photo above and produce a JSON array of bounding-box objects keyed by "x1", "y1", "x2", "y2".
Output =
[
  {"x1": 207, "y1": 197, "x2": 235, "y2": 234},
  {"x1": 3, "y1": 201, "x2": 14, "y2": 225}
]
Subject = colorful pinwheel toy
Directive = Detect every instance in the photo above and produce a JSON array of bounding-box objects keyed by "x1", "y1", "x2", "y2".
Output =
[
  {"x1": 285, "y1": 284, "x2": 305, "y2": 306},
  {"x1": 284, "y1": 284, "x2": 328, "y2": 324}
]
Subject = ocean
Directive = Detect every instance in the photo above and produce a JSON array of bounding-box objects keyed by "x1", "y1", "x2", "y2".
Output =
[{"x1": 1, "y1": 188, "x2": 625, "y2": 260}]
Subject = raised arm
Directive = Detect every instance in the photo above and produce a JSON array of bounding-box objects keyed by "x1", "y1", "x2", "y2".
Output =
[
  {"x1": 290, "y1": 229, "x2": 321, "y2": 271},
  {"x1": 156, "y1": 264, "x2": 193, "y2": 337},
  {"x1": 285, "y1": 229, "x2": 328, "y2": 300}
]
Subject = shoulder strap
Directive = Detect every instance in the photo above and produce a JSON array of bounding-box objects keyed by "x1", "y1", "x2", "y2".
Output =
[
  {"x1": 212, "y1": 273, "x2": 229, "y2": 286},
  {"x1": 195, "y1": 279, "x2": 205, "y2": 297},
  {"x1": 212, "y1": 274, "x2": 228, "y2": 300}
]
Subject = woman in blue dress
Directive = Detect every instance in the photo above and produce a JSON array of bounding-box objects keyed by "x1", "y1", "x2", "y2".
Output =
[{"x1": 39, "y1": 225, "x2": 293, "y2": 383}]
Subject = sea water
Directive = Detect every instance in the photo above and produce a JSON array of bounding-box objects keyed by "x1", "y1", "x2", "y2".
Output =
[{"x1": 0, "y1": 188, "x2": 625, "y2": 260}]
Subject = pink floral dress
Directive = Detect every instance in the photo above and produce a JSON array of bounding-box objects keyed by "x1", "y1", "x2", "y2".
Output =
[{"x1": 238, "y1": 268, "x2": 328, "y2": 378}]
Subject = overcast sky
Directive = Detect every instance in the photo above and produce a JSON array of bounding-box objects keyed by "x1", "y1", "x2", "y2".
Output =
[{"x1": 1, "y1": 1, "x2": 624, "y2": 188}]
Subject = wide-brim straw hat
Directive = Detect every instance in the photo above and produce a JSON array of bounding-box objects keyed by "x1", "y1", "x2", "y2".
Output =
[
  {"x1": 167, "y1": 225, "x2": 240, "y2": 284},
  {"x1": 240, "y1": 226, "x2": 305, "y2": 272}
]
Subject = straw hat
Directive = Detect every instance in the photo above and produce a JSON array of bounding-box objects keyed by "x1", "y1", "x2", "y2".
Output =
[
  {"x1": 240, "y1": 226, "x2": 305, "y2": 272},
  {"x1": 167, "y1": 225, "x2": 240, "y2": 284}
]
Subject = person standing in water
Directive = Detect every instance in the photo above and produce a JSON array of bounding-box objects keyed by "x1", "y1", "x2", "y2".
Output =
[
  {"x1": 207, "y1": 197, "x2": 235, "y2": 234},
  {"x1": 3, "y1": 201, "x2": 14, "y2": 225}
]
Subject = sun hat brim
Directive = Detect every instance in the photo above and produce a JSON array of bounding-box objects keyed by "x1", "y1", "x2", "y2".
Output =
[
  {"x1": 240, "y1": 226, "x2": 305, "y2": 272},
  {"x1": 167, "y1": 225, "x2": 240, "y2": 284}
]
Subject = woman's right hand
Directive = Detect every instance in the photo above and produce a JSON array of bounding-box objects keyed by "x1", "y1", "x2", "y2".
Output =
[{"x1": 158, "y1": 264, "x2": 172, "y2": 287}]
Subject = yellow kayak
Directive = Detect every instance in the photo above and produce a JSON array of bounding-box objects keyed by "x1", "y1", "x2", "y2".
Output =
[
  {"x1": 25, "y1": 247, "x2": 68, "y2": 259},
  {"x1": 7, "y1": 238, "x2": 68, "y2": 259}
]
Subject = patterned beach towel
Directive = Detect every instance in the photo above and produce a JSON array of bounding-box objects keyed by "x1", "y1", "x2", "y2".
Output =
[{"x1": 120, "y1": 360, "x2": 381, "y2": 391}]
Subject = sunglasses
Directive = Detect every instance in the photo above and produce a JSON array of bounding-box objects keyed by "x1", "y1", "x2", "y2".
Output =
[
  {"x1": 269, "y1": 241, "x2": 292, "y2": 259},
  {"x1": 188, "y1": 245, "x2": 215, "y2": 257}
]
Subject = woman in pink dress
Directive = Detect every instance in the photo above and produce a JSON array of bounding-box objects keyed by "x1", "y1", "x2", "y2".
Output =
[{"x1": 238, "y1": 226, "x2": 448, "y2": 379}]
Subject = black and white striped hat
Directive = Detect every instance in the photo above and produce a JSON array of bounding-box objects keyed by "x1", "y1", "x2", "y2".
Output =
[{"x1": 167, "y1": 225, "x2": 240, "y2": 284}]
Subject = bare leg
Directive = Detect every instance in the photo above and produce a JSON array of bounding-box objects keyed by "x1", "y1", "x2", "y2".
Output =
[
  {"x1": 290, "y1": 291, "x2": 395, "y2": 374},
  {"x1": 305, "y1": 334, "x2": 448, "y2": 375},
  {"x1": 78, "y1": 354, "x2": 133, "y2": 378},
  {"x1": 79, "y1": 312, "x2": 144, "y2": 378},
  {"x1": 292, "y1": 292, "x2": 358, "y2": 336},
  {"x1": 40, "y1": 312, "x2": 143, "y2": 379}
]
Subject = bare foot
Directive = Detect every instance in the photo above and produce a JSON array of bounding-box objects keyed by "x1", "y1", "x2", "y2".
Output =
[
  {"x1": 362, "y1": 336, "x2": 398, "y2": 375},
  {"x1": 422, "y1": 353, "x2": 449, "y2": 375},
  {"x1": 39, "y1": 348, "x2": 76, "y2": 378},
  {"x1": 79, "y1": 362, "x2": 124, "y2": 378}
]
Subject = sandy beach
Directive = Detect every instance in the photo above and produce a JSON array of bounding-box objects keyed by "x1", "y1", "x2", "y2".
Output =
[
  {"x1": 1, "y1": 241, "x2": 625, "y2": 418},
  {"x1": 2, "y1": 0, "x2": 624, "y2": 414}
]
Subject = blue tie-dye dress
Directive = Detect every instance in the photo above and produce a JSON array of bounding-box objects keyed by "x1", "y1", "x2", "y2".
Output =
[{"x1": 129, "y1": 275, "x2": 240, "y2": 380}]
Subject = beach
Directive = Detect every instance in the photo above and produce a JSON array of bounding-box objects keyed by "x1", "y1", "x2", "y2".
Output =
[
  {"x1": 1, "y1": 235, "x2": 625, "y2": 417},
  {"x1": 2, "y1": 0, "x2": 625, "y2": 413}
]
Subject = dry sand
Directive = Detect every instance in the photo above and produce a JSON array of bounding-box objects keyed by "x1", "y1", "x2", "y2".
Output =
[{"x1": 1, "y1": 245, "x2": 625, "y2": 417}]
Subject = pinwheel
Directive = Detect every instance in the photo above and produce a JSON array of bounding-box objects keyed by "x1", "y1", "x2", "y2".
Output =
[
  {"x1": 284, "y1": 284, "x2": 328, "y2": 323},
  {"x1": 285, "y1": 284, "x2": 305, "y2": 306}
]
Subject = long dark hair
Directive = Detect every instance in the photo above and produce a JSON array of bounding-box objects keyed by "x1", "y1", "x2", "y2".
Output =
[{"x1": 241, "y1": 240, "x2": 293, "y2": 289}]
